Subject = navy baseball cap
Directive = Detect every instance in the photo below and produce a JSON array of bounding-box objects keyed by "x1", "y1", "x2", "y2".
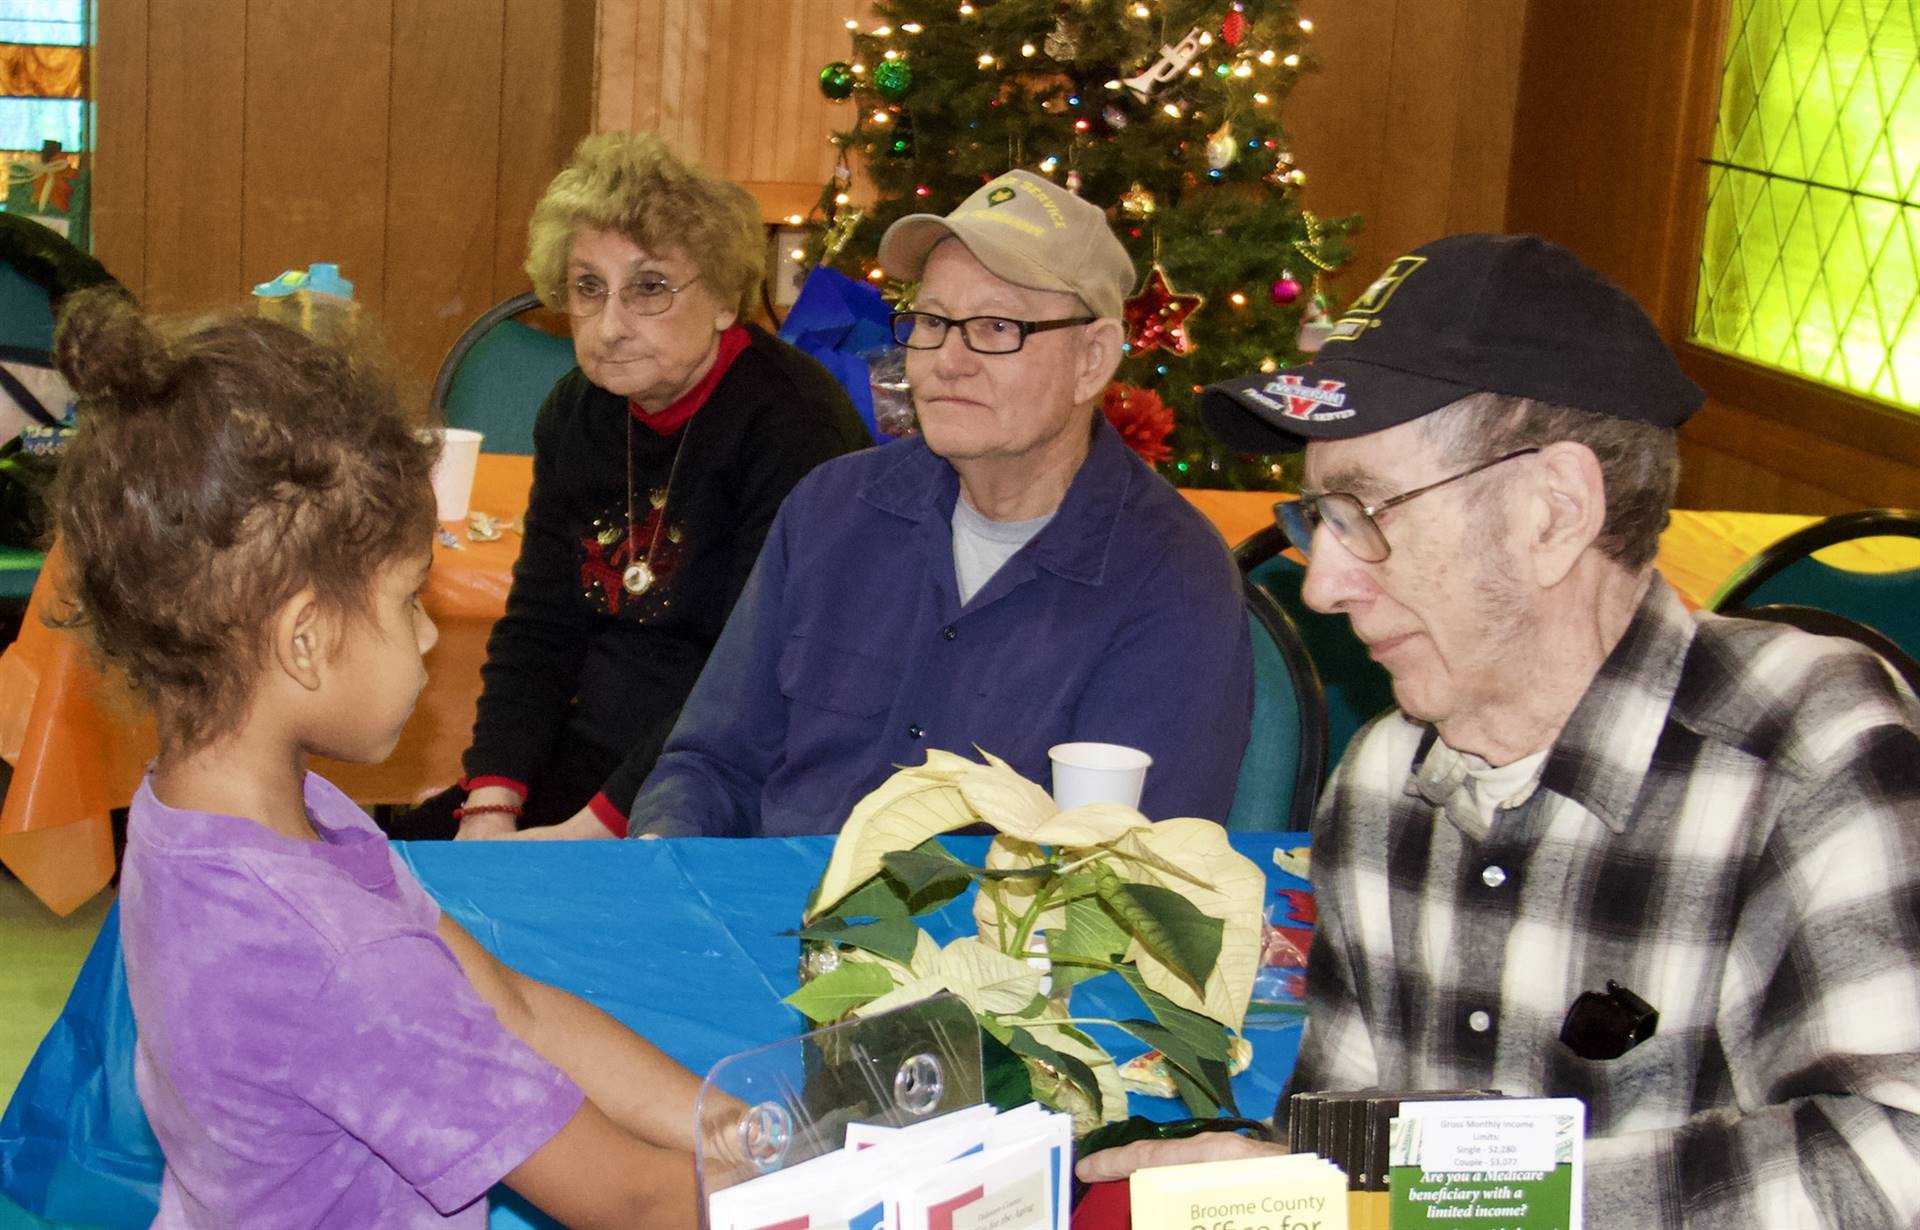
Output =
[{"x1": 1200, "y1": 233, "x2": 1706, "y2": 454}]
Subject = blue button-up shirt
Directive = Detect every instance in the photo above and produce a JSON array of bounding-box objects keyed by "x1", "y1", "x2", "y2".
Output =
[{"x1": 630, "y1": 418, "x2": 1254, "y2": 837}]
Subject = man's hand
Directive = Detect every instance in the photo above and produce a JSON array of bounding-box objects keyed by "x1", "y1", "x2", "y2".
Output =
[
  {"x1": 1073, "y1": 1133, "x2": 1288, "y2": 1183},
  {"x1": 454, "y1": 785, "x2": 524, "y2": 840}
]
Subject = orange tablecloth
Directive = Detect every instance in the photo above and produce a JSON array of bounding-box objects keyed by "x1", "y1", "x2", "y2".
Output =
[
  {"x1": 0, "y1": 455, "x2": 532, "y2": 914},
  {"x1": 0, "y1": 454, "x2": 1907, "y2": 915}
]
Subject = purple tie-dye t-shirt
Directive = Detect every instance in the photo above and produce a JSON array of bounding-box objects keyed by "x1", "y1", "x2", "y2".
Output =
[{"x1": 119, "y1": 773, "x2": 584, "y2": 1227}]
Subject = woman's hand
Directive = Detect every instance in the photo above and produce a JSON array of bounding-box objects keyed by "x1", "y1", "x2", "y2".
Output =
[
  {"x1": 509, "y1": 810, "x2": 620, "y2": 841},
  {"x1": 454, "y1": 785, "x2": 525, "y2": 840}
]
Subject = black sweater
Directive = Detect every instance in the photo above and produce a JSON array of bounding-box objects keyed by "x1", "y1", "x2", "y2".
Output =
[{"x1": 463, "y1": 324, "x2": 869, "y2": 815}]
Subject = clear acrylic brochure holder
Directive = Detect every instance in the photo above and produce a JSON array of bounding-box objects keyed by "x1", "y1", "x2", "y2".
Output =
[{"x1": 694, "y1": 993, "x2": 983, "y2": 1220}]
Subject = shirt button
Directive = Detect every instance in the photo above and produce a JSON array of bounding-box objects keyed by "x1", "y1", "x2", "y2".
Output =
[
  {"x1": 942, "y1": 625, "x2": 957, "y2": 641},
  {"x1": 908, "y1": 724, "x2": 925, "y2": 739},
  {"x1": 1481, "y1": 865, "x2": 1507, "y2": 888},
  {"x1": 1468, "y1": 1010, "x2": 1491, "y2": 1033}
]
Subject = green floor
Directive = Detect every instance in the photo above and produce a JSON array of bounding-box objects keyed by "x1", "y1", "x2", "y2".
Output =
[
  {"x1": 0, "y1": 758, "x2": 115, "y2": 1111},
  {"x1": 0, "y1": 752, "x2": 115, "y2": 1229},
  {"x1": 0, "y1": 878, "x2": 110, "y2": 1113}
]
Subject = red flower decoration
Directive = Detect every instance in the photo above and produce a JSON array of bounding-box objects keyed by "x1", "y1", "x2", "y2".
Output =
[{"x1": 1101, "y1": 382, "x2": 1175, "y2": 465}]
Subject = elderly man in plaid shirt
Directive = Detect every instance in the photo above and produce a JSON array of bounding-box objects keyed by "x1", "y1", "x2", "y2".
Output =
[{"x1": 1079, "y1": 234, "x2": 1920, "y2": 1227}]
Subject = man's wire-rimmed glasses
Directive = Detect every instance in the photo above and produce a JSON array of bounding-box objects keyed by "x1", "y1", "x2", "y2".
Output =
[
  {"x1": 566, "y1": 273, "x2": 702, "y2": 318},
  {"x1": 890, "y1": 310, "x2": 1095, "y2": 355},
  {"x1": 1276, "y1": 447, "x2": 1542, "y2": 563}
]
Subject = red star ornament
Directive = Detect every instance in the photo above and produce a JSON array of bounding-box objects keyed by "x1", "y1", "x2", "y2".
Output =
[{"x1": 1123, "y1": 265, "x2": 1205, "y2": 356}]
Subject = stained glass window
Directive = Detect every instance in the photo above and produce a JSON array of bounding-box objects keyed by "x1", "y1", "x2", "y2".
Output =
[
  {"x1": 1694, "y1": 0, "x2": 1918, "y2": 411},
  {"x1": 0, "y1": 0, "x2": 89, "y2": 245}
]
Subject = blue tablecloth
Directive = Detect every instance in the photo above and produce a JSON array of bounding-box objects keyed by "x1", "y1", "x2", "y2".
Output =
[{"x1": 0, "y1": 833, "x2": 1309, "y2": 1228}]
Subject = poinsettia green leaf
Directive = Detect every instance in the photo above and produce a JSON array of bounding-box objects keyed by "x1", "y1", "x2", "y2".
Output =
[
  {"x1": 1163, "y1": 1053, "x2": 1233, "y2": 1118},
  {"x1": 1047, "y1": 891, "x2": 1131, "y2": 993},
  {"x1": 814, "y1": 872, "x2": 913, "y2": 924},
  {"x1": 1093, "y1": 867, "x2": 1223, "y2": 995},
  {"x1": 1116, "y1": 966, "x2": 1232, "y2": 1060},
  {"x1": 1113, "y1": 1013, "x2": 1228, "y2": 1112},
  {"x1": 1111, "y1": 819, "x2": 1267, "y2": 1032},
  {"x1": 783, "y1": 961, "x2": 895, "y2": 1024},
  {"x1": 789, "y1": 915, "x2": 922, "y2": 964},
  {"x1": 808, "y1": 756, "x2": 984, "y2": 921},
  {"x1": 880, "y1": 846, "x2": 976, "y2": 910},
  {"x1": 1020, "y1": 1015, "x2": 1129, "y2": 1132},
  {"x1": 1005, "y1": 1026, "x2": 1103, "y2": 1118}
]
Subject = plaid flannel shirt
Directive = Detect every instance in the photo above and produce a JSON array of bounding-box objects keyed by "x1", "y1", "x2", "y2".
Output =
[{"x1": 1287, "y1": 577, "x2": 1920, "y2": 1228}]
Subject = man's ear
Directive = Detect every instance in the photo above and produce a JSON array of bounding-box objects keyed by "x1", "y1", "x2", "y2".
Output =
[
  {"x1": 1528, "y1": 440, "x2": 1607, "y2": 587},
  {"x1": 1073, "y1": 317, "x2": 1126, "y2": 407},
  {"x1": 272, "y1": 590, "x2": 327, "y2": 693}
]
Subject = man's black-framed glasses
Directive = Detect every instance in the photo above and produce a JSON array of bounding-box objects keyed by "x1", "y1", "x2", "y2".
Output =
[
  {"x1": 566, "y1": 273, "x2": 701, "y2": 318},
  {"x1": 1276, "y1": 447, "x2": 1541, "y2": 563},
  {"x1": 891, "y1": 310, "x2": 1096, "y2": 355}
]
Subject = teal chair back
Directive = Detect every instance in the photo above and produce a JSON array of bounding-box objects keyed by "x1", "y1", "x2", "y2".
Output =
[
  {"x1": 0, "y1": 260, "x2": 57, "y2": 603},
  {"x1": 1705, "y1": 509, "x2": 1920, "y2": 663},
  {"x1": 431, "y1": 291, "x2": 576, "y2": 456},
  {"x1": 1237, "y1": 526, "x2": 1397, "y2": 778},
  {"x1": 1225, "y1": 579, "x2": 1328, "y2": 832},
  {"x1": 0, "y1": 261, "x2": 55, "y2": 350}
]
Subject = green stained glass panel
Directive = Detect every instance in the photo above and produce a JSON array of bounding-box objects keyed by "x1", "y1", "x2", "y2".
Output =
[{"x1": 1695, "y1": 0, "x2": 1919, "y2": 410}]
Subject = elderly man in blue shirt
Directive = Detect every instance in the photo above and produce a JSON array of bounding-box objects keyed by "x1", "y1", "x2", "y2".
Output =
[{"x1": 525, "y1": 170, "x2": 1252, "y2": 839}]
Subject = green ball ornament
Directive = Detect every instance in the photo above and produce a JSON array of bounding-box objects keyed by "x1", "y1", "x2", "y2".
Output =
[
  {"x1": 873, "y1": 60, "x2": 914, "y2": 102},
  {"x1": 819, "y1": 61, "x2": 855, "y2": 100}
]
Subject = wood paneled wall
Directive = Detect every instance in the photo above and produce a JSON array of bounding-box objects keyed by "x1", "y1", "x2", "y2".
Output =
[
  {"x1": 593, "y1": 0, "x2": 858, "y2": 225},
  {"x1": 1506, "y1": 0, "x2": 1920, "y2": 514},
  {"x1": 1282, "y1": 0, "x2": 1529, "y2": 300},
  {"x1": 91, "y1": 0, "x2": 594, "y2": 385}
]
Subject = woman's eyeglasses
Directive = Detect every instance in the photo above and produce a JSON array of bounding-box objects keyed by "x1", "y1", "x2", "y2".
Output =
[
  {"x1": 1275, "y1": 447, "x2": 1541, "y2": 564},
  {"x1": 566, "y1": 273, "x2": 702, "y2": 319}
]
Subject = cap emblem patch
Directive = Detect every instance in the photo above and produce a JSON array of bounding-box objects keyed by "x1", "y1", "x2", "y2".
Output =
[
  {"x1": 1345, "y1": 254, "x2": 1426, "y2": 316},
  {"x1": 1267, "y1": 375, "x2": 1350, "y2": 420},
  {"x1": 987, "y1": 185, "x2": 1016, "y2": 206}
]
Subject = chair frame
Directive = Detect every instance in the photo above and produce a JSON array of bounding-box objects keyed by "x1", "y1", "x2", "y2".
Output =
[
  {"x1": 1707, "y1": 508, "x2": 1920, "y2": 612},
  {"x1": 1728, "y1": 603, "x2": 1920, "y2": 693},
  {"x1": 429, "y1": 289, "x2": 547, "y2": 414},
  {"x1": 1233, "y1": 522, "x2": 1289, "y2": 577},
  {"x1": 1243, "y1": 575, "x2": 1329, "y2": 831}
]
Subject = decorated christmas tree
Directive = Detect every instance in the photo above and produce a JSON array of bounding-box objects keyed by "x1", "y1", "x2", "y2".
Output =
[{"x1": 806, "y1": 0, "x2": 1357, "y2": 489}]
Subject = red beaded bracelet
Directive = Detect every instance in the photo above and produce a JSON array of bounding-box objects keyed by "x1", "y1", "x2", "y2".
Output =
[{"x1": 452, "y1": 802, "x2": 523, "y2": 820}]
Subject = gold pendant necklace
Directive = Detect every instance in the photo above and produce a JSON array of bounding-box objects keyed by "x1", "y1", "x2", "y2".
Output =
[{"x1": 623, "y1": 408, "x2": 691, "y2": 596}]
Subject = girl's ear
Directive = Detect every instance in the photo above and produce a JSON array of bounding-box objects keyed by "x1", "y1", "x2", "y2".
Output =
[{"x1": 272, "y1": 590, "x2": 327, "y2": 693}]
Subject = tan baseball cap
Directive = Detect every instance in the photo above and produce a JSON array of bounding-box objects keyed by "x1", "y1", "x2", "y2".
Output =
[{"x1": 878, "y1": 170, "x2": 1137, "y2": 319}]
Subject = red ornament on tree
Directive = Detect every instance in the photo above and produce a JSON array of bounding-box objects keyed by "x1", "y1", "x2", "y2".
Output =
[
  {"x1": 1124, "y1": 266, "x2": 1205, "y2": 356},
  {"x1": 1270, "y1": 275, "x2": 1303, "y2": 305},
  {"x1": 1100, "y1": 382, "x2": 1175, "y2": 464},
  {"x1": 1221, "y1": 8, "x2": 1247, "y2": 47}
]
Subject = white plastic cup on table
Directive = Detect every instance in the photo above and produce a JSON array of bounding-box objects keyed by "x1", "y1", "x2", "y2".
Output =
[
  {"x1": 427, "y1": 427, "x2": 484, "y2": 522},
  {"x1": 1048, "y1": 741, "x2": 1153, "y2": 811}
]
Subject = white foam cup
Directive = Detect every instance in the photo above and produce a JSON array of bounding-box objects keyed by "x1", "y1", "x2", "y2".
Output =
[
  {"x1": 428, "y1": 427, "x2": 484, "y2": 521},
  {"x1": 1048, "y1": 741, "x2": 1153, "y2": 811}
]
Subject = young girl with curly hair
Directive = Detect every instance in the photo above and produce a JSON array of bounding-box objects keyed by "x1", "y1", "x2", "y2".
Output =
[{"x1": 50, "y1": 288, "x2": 701, "y2": 1228}]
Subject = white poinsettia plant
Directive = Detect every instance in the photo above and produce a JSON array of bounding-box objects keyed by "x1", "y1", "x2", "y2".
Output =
[{"x1": 786, "y1": 749, "x2": 1265, "y2": 1132}]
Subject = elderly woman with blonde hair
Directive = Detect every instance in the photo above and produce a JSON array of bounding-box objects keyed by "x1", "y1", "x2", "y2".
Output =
[{"x1": 392, "y1": 132, "x2": 869, "y2": 841}]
